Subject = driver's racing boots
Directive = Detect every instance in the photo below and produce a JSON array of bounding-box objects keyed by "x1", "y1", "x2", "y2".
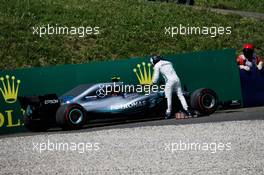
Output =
[
  {"x1": 165, "y1": 111, "x2": 172, "y2": 119},
  {"x1": 183, "y1": 109, "x2": 193, "y2": 118}
]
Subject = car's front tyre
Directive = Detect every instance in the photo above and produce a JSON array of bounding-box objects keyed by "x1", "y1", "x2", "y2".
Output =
[{"x1": 56, "y1": 104, "x2": 86, "y2": 130}]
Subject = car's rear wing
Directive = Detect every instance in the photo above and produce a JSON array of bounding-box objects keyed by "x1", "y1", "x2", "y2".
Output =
[{"x1": 18, "y1": 94, "x2": 60, "y2": 109}]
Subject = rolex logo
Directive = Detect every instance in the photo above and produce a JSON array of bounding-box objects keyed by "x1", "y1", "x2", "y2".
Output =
[
  {"x1": 0, "y1": 75, "x2": 21, "y2": 104},
  {"x1": 133, "y1": 62, "x2": 153, "y2": 85}
]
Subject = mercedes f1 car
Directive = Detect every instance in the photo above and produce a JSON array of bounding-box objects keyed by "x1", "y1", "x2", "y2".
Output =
[{"x1": 19, "y1": 82, "x2": 218, "y2": 131}]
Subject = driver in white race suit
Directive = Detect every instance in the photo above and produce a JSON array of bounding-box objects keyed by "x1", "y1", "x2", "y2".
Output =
[{"x1": 150, "y1": 55, "x2": 192, "y2": 119}]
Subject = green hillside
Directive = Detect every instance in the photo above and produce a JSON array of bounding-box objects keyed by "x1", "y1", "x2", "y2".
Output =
[{"x1": 0, "y1": 0, "x2": 263, "y2": 70}]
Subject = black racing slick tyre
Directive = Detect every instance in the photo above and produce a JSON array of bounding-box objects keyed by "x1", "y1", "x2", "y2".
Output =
[
  {"x1": 190, "y1": 88, "x2": 218, "y2": 116},
  {"x1": 56, "y1": 104, "x2": 86, "y2": 130}
]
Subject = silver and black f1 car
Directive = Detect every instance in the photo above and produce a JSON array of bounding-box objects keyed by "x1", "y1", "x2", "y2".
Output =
[{"x1": 19, "y1": 82, "x2": 218, "y2": 131}]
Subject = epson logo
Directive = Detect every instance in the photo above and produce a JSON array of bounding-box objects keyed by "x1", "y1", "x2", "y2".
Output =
[{"x1": 44, "y1": 99, "x2": 59, "y2": 105}]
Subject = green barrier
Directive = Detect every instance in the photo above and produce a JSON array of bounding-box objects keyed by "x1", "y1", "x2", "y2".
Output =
[{"x1": 0, "y1": 49, "x2": 242, "y2": 135}]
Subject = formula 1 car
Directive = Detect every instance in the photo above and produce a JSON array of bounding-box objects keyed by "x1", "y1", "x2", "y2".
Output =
[{"x1": 19, "y1": 82, "x2": 218, "y2": 131}]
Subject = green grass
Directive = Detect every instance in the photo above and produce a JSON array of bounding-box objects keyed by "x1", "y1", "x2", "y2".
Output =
[
  {"x1": 0, "y1": 0, "x2": 263, "y2": 70},
  {"x1": 196, "y1": 0, "x2": 264, "y2": 13}
]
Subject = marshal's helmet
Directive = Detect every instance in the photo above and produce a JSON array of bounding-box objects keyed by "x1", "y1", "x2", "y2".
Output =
[{"x1": 243, "y1": 44, "x2": 254, "y2": 59}]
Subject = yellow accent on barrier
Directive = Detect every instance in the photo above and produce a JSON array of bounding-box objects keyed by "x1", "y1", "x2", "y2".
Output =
[
  {"x1": 0, "y1": 75, "x2": 21, "y2": 104},
  {"x1": 133, "y1": 62, "x2": 153, "y2": 85}
]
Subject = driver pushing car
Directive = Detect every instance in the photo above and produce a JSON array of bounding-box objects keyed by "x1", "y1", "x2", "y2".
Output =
[{"x1": 150, "y1": 55, "x2": 192, "y2": 119}]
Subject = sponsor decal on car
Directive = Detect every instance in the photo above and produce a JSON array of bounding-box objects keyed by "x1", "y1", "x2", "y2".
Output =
[
  {"x1": 44, "y1": 99, "x2": 59, "y2": 105},
  {"x1": 110, "y1": 100, "x2": 147, "y2": 110}
]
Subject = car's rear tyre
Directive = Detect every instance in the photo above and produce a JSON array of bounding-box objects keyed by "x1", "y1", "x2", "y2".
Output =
[
  {"x1": 190, "y1": 88, "x2": 218, "y2": 116},
  {"x1": 56, "y1": 104, "x2": 86, "y2": 130},
  {"x1": 23, "y1": 115, "x2": 49, "y2": 132}
]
